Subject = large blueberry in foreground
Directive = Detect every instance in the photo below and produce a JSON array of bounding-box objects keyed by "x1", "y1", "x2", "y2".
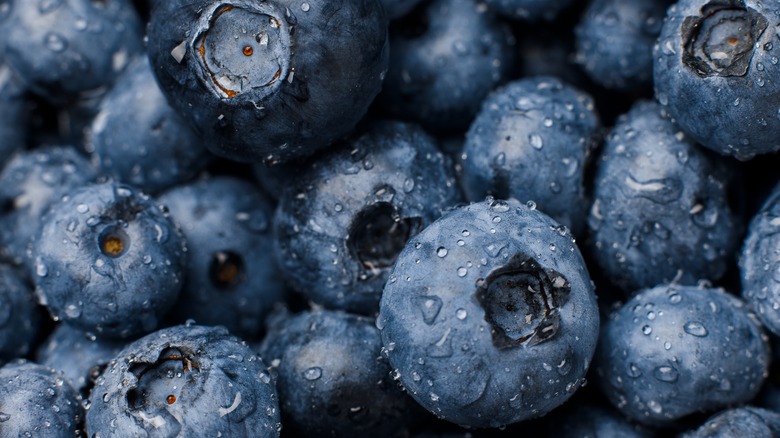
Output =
[
  {"x1": 260, "y1": 310, "x2": 418, "y2": 436},
  {"x1": 653, "y1": 0, "x2": 780, "y2": 160},
  {"x1": 0, "y1": 0, "x2": 143, "y2": 102},
  {"x1": 595, "y1": 285, "x2": 769, "y2": 425},
  {"x1": 740, "y1": 180, "x2": 780, "y2": 337},
  {"x1": 86, "y1": 324, "x2": 281, "y2": 437},
  {"x1": 588, "y1": 100, "x2": 738, "y2": 294},
  {"x1": 159, "y1": 176, "x2": 285, "y2": 340},
  {"x1": 461, "y1": 76, "x2": 600, "y2": 235},
  {"x1": 378, "y1": 198, "x2": 599, "y2": 428},
  {"x1": 32, "y1": 182, "x2": 187, "y2": 339},
  {"x1": 681, "y1": 406, "x2": 780, "y2": 438},
  {"x1": 0, "y1": 360, "x2": 84, "y2": 437},
  {"x1": 147, "y1": 0, "x2": 389, "y2": 163},
  {"x1": 87, "y1": 56, "x2": 211, "y2": 194},
  {"x1": 274, "y1": 121, "x2": 461, "y2": 315}
]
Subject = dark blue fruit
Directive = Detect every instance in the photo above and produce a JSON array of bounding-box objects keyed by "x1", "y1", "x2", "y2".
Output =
[
  {"x1": 147, "y1": 0, "x2": 389, "y2": 163},
  {"x1": 86, "y1": 324, "x2": 281, "y2": 437},
  {"x1": 0, "y1": 264, "x2": 41, "y2": 366},
  {"x1": 595, "y1": 284, "x2": 769, "y2": 425},
  {"x1": 32, "y1": 182, "x2": 187, "y2": 339},
  {"x1": 483, "y1": 0, "x2": 577, "y2": 21},
  {"x1": 653, "y1": 0, "x2": 780, "y2": 160},
  {"x1": 0, "y1": 60, "x2": 27, "y2": 164},
  {"x1": 461, "y1": 76, "x2": 600, "y2": 236},
  {"x1": 378, "y1": 198, "x2": 599, "y2": 428},
  {"x1": 274, "y1": 121, "x2": 461, "y2": 315},
  {"x1": 587, "y1": 100, "x2": 738, "y2": 294},
  {"x1": 681, "y1": 406, "x2": 780, "y2": 438}
]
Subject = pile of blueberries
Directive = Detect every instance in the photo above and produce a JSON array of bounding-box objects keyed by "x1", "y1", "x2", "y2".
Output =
[{"x1": 1, "y1": 0, "x2": 780, "y2": 436}]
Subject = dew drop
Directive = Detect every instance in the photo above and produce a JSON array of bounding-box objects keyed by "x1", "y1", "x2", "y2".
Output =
[
  {"x1": 303, "y1": 367, "x2": 322, "y2": 380},
  {"x1": 529, "y1": 134, "x2": 544, "y2": 150},
  {"x1": 653, "y1": 365, "x2": 679, "y2": 382},
  {"x1": 683, "y1": 321, "x2": 708, "y2": 337},
  {"x1": 436, "y1": 247, "x2": 448, "y2": 258},
  {"x1": 44, "y1": 32, "x2": 67, "y2": 52},
  {"x1": 642, "y1": 325, "x2": 652, "y2": 335},
  {"x1": 456, "y1": 309, "x2": 467, "y2": 320},
  {"x1": 457, "y1": 267, "x2": 468, "y2": 277}
]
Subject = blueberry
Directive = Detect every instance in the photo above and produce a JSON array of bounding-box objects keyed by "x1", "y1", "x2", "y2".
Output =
[
  {"x1": 0, "y1": 360, "x2": 84, "y2": 436},
  {"x1": 483, "y1": 0, "x2": 577, "y2": 22},
  {"x1": 740, "y1": 180, "x2": 780, "y2": 337},
  {"x1": 259, "y1": 309, "x2": 418, "y2": 436},
  {"x1": 32, "y1": 182, "x2": 187, "y2": 339},
  {"x1": 87, "y1": 56, "x2": 212, "y2": 194},
  {"x1": 147, "y1": 0, "x2": 389, "y2": 163},
  {"x1": 0, "y1": 60, "x2": 27, "y2": 164},
  {"x1": 377, "y1": 0, "x2": 515, "y2": 134},
  {"x1": 461, "y1": 76, "x2": 601, "y2": 236},
  {"x1": 681, "y1": 406, "x2": 780, "y2": 438},
  {"x1": 574, "y1": 0, "x2": 668, "y2": 92},
  {"x1": 0, "y1": 264, "x2": 41, "y2": 365},
  {"x1": 377, "y1": 198, "x2": 599, "y2": 428},
  {"x1": 543, "y1": 401, "x2": 654, "y2": 438},
  {"x1": 274, "y1": 121, "x2": 461, "y2": 315},
  {"x1": 587, "y1": 100, "x2": 739, "y2": 294},
  {"x1": 653, "y1": 0, "x2": 780, "y2": 160},
  {"x1": 0, "y1": 145, "x2": 97, "y2": 267},
  {"x1": 0, "y1": 0, "x2": 143, "y2": 103},
  {"x1": 595, "y1": 284, "x2": 769, "y2": 425},
  {"x1": 158, "y1": 176, "x2": 286, "y2": 340},
  {"x1": 86, "y1": 324, "x2": 281, "y2": 436},
  {"x1": 36, "y1": 323, "x2": 125, "y2": 396}
]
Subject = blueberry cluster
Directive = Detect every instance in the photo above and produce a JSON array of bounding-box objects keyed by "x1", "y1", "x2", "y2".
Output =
[{"x1": 0, "y1": 0, "x2": 779, "y2": 436}]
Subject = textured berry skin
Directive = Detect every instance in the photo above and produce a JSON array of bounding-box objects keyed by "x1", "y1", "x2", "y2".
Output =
[
  {"x1": 740, "y1": 181, "x2": 780, "y2": 337},
  {"x1": 0, "y1": 0, "x2": 143, "y2": 102},
  {"x1": 159, "y1": 176, "x2": 285, "y2": 340},
  {"x1": 377, "y1": 0, "x2": 515, "y2": 134},
  {"x1": 587, "y1": 100, "x2": 738, "y2": 294},
  {"x1": 653, "y1": 0, "x2": 780, "y2": 160},
  {"x1": 274, "y1": 121, "x2": 461, "y2": 315},
  {"x1": 260, "y1": 310, "x2": 418, "y2": 437},
  {"x1": 378, "y1": 198, "x2": 599, "y2": 428},
  {"x1": 595, "y1": 284, "x2": 769, "y2": 426},
  {"x1": 0, "y1": 146, "x2": 97, "y2": 268},
  {"x1": 0, "y1": 264, "x2": 40, "y2": 365},
  {"x1": 147, "y1": 0, "x2": 389, "y2": 163},
  {"x1": 574, "y1": 0, "x2": 668, "y2": 91},
  {"x1": 0, "y1": 61, "x2": 26, "y2": 165},
  {"x1": 0, "y1": 360, "x2": 84, "y2": 437},
  {"x1": 483, "y1": 0, "x2": 576, "y2": 21},
  {"x1": 681, "y1": 406, "x2": 780, "y2": 438},
  {"x1": 87, "y1": 57, "x2": 211, "y2": 194},
  {"x1": 86, "y1": 324, "x2": 281, "y2": 437},
  {"x1": 461, "y1": 76, "x2": 600, "y2": 236},
  {"x1": 32, "y1": 182, "x2": 187, "y2": 339}
]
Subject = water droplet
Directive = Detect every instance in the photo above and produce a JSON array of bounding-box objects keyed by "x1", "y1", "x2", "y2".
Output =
[
  {"x1": 647, "y1": 400, "x2": 663, "y2": 415},
  {"x1": 526, "y1": 201, "x2": 536, "y2": 210},
  {"x1": 436, "y1": 247, "x2": 448, "y2": 258},
  {"x1": 301, "y1": 2, "x2": 310, "y2": 11},
  {"x1": 543, "y1": 118, "x2": 554, "y2": 127},
  {"x1": 642, "y1": 325, "x2": 652, "y2": 335},
  {"x1": 683, "y1": 321, "x2": 708, "y2": 337},
  {"x1": 0, "y1": 412, "x2": 9, "y2": 422},
  {"x1": 44, "y1": 32, "x2": 67, "y2": 52},
  {"x1": 303, "y1": 367, "x2": 322, "y2": 380},
  {"x1": 663, "y1": 341, "x2": 672, "y2": 350},
  {"x1": 76, "y1": 204, "x2": 89, "y2": 214},
  {"x1": 65, "y1": 304, "x2": 81, "y2": 318},
  {"x1": 456, "y1": 309, "x2": 467, "y2": 320},
  {"x1": 494, "y1": 152, "x2": 506, "y2": 166},
  {"x1": 403, "y1": 178, "x2": 415, "y2": 193},
  {"x1": 36, "y1": 260, "x2": 48, "y2": 278},
  {"x1": 626, "y1": 363, "x2": 642, "y2": 378},
  {"x1": 457, "y1": 267, "x2": 468, "y2": 277},
  {"x1": 653, "y1": 365, "x2": 679, "y2": 382},
  {"x1": 430, "y1": 393, "x2": 439, "y2": 402},
  {"x1": 415, "y1": 296, "x2": 443, "y2": 325},
  {"x1": 529, "y1": 134, "x2": 544, "y2": 150},
  {"x1": 669, "y1": 293, "x2": 682, "y2": 304}
]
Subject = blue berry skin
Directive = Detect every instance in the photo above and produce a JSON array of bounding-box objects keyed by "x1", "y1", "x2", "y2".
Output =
[
  {"x1": 377, "y1": 0, "x2": 515, "y2": 134},
  {"x1": 87, "y1": 57, "x2": 212, "y2": 195},
  {"x1": 32, "y1": 182, "x2": 187, "y2": 339},
  {"x1": 653, "y1": 0, "x2": 780, "y2": 160},
  {"x1": 461, "y1": 77, "x2": 600, "y2": 236},
  {"x1": 595, "y1": 284, "x2": 769, "y2": 426},
  {"x1": 158, "y1": 176, "x2": 285, "y2": 340},
  {"x1": 0, "y1": 0, "x2": 143, "y2": 103},
  {"x1": 0, "y1": 360, "x2": 84, "y2": 436},
  {"x1": 0, "y1": 62, "x2": 27, "y2": 164},
  {"x1": 0, "y1": 264, "x2": 41, "y2": 365},
  {"x1": 544, "y1": 402, "x2": 654, "y2": 438},
  {"x1": 259, "y1": 309, "x2": 418, "y2": 436},
  {"x1": 274, "y1": 121, "x2": 461, "y2": 315},
  {"x1": 0, "y1": 146, "x2": 97, "y2": 268},
  {"x1": 147, "y1": 0, "x2": 389, "y2": 164},
  {"x1": 574, "y1": 0, "x2": 668, "y2": 92},
  {"x1": 36, "y1": 324, "x2": 125, "y2": 395},
  {"x1": 86, "y1": 324, "x2": 281, "y2": 437},
  {"x1": 381, "y1": 0, "x2": 423, "y2": 19},
  {"x1": 587, "y1": 100, "x2": 738, "y2": 294},
  {"x1": 681, "y1": 407, "x2": 780, "y2": 438},
  {"x1": 740, "y1": 181, "x2": 780, "y2": 337},
  {"x1": 377, "y1": 198, "x2": 599, "y2": 428},
  {"x1": 483, "y1": 0, "x2": 577, "y2": 21}
]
